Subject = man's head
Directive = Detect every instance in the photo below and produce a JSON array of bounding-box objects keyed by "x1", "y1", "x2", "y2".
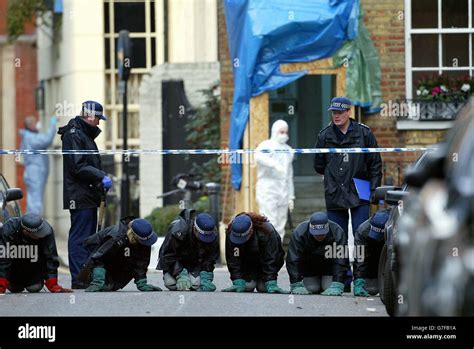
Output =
[
  {"x1": 127, "y1": 219, "x2": 157, "y2": 246},
  {"x1": 368, "y1": 211, "x2": 389, "y2": 241},
  {"x1": 309, "y1": 211, "x2": 329, "y2": 241},
  {"x1": 229, "y1": 214, "x2": 253, "y2": 244},
  {"x1": 20, "y1": 213, "x2": 52, "y2": 240},
  {"x1": 328, "y1": 96, "x2": 352, "y2": 128},
  {"x1": 80, "y1": 101, "x2": 107, "y2": 127},
  {"x1": 193, "y1": 213, "x2": 217, "y2": 243},
  {"x1": 271, "y1": 119, "x2": 289, "y2": 144},
  {"x1": 24, "y1": 116, "x2": 38, "y2": 132}
]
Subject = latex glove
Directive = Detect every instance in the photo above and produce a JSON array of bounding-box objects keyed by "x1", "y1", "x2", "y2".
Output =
[
  {"x1": 321, "y1": 281, "x2": 345, "y2": 296},
  {"x1": 265, "y1": 280, "x2": 290, "y2": 294},
  {"x1": 50, "y1": 116, "x2": 58, "y2": 127},
  {"x1": 222, "y1": 279, "x2": 247, "y2": 292},
  {"x1": 85, "y1": 267, "x2": 106, "y2": 292},
  {"x1": 0, "y1": 278, "x2": 9, "y2": 294},
  {"x1": 176, "y1": 269, "x2": 192, "y2": 291},
  {"x1": 135, "y1": 278, "x2": 162, "y2": 292},
  {"x1": 288, "y1": 199, "x2": 294, "y2": 212},
  {"x1": 199, "y1": 271, "x2": 216, "y2": 292},
  {"x1": 102, "y1": 176, "x2": 113, "y2": 190},
  {"x1": 290, "y1": 281, "x2": 311, "y2": 295},
  {"x1": 353, "y1": 278, "x2": 370, "y2": 297},
  {"x1": 45, "y1": 278, "x2": 73, "y2": 293}
]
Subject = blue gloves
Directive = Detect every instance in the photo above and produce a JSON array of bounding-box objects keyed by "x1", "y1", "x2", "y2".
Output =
[
  {"x1": 222, "y1": 279, "x2": 247, "y2": 292},
  {"x1": 50, "y1": 116, "x2": 57, "y2": 126},
  {"x1": 102, "y1": 176, "x2": 112, "y2": 189},
  {"x1": 290, "y1": 281, "x2": 311, "y2": 295},
  {"x1": 199, "y1": 271, "x2": 216, "y2": 292},
  {"x1": 265, "y1": 280, "x2": 290, "y2": 294},
  {"x1": 176, "y1": 269, "x2": 192, "y2": 291},
  {"x1": 353, "y1": 278, "x2": 370, "y2": 297}
]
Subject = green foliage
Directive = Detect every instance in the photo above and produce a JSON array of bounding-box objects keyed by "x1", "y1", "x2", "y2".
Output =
[
  {"x1": 7, "y1": 0, "x2": 59, "y2": 42},
  {"x1": 145, "y1": 205, "x2": 181, "y2": 237},
  {"x1": 184, "y1": 82, "x2": 221, "y2": 184},
  {"x1": 192, "y1": 195, "x2": 210, "y2": 213}
]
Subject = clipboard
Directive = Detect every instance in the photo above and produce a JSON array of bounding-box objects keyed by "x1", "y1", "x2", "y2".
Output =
[{"x1": 353, "y1": 178, "x2": 371, "y2": 201}]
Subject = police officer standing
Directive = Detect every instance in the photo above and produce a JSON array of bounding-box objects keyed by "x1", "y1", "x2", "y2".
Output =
[
  {"x1": 314, "y1": 96, "x2": 382, "y2": 239},
  {"x1": 286, "y1": 212, "x2": 349, "y2": 296},
  {"x1": 58, "y1": 101, "x2": 113, "y2": 288},
  {"x1": 157, "y1": 209, "x2": 219, "y2": 292},
  {"x1": 0, "y1": 213, "x2": 71, "y2": 293}
]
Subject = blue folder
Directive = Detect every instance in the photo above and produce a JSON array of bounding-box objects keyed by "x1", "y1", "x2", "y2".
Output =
[{"x1": 353, "y1": 178, "x2": 371, "y2": 201}]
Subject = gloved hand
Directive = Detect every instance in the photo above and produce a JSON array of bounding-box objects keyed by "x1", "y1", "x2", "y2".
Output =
[
  {"x1": 353, "y1": 278, "x2": 370, "y2": 297},
  {"x1": 199, "y1": 271, "x2": 216, "y2": 292},
  {"x1": 176, "y1": 269, "x2": 192, "y2": 291},
  {"x1": 102, "y1": 176, "x2": 113, "y2": 190},
  {"x1": 45, "y1": 278, "x2": 73, "y2": 293},
  {"x1": 85, "y1": 267, "x2": 106, "y2": 292},
  {"x1": 321, "y1": 281, "x2": 345, "y2": 296},
  {"x1": 265, "y1": 280, "x2": 290, "y2": 294},
  {"x1": 222, "y1": 279, "x2": 247, "y2": 292},
  {"x1": 0, "y1": 278, "x2": 9, "y2": 294},
  {"x1": 290, "y1": 281, "x2": 311, "y2": 295},
  {"x1": 135, "y1": 278, "x2": 162, "y2": 292},
  {"x1": 50, "y1": 116, "x2": 58, "y2": 126},
  {"x1": 288, "y1": 199, "x2": 295, "y2": 212}
]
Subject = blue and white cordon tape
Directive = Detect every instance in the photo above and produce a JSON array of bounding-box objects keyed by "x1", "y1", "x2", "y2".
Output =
[{"x1": 0, "y1": 147, "x2": 435, "y2": 156}]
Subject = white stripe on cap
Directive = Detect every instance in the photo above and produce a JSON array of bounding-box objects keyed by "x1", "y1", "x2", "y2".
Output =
[
  {"x1": 21, "y1": 221, "x2": 44, "y2": 233},
  {"x1": 310, "y1": 222, "x2": 329, "y2": 230},
  {"x1": 370, "y1": 225, "x2": 385, "y2": 233},
  {"x1": 83, "y1": 107, "x2": 103, "y2": 116},
  {"x1": 194, "y1": 220, "x2": 215, "y2": 236},
  {"x1": 232, "y1": 220, "x2": 253, "y2": 238}
]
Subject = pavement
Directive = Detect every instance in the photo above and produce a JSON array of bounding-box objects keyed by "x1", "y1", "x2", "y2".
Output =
[{"x1": 0, "y1": 267, "x2": 387, "y2": 317}]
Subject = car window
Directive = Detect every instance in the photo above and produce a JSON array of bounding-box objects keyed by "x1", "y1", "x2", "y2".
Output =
[{"x1": 0, "y1": 174, "x2": 22, "y2": 219}]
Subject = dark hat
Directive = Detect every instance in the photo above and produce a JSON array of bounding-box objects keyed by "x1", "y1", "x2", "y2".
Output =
[
  {"x1": 131, "y1": 219, "x2": 157, "y2": 246},
  {"x1": 328, "y1": 96, "x2": 352, "y2": 111},
  {"x1": 82, "y1": 100, "x2": 107, "y2": 121},
  {"x1": 368, "y1": 211, "x2": 389, "y2": 241},
  {"x1": 194, "y1": 213, "x2": 217, "y2": 243},
  {"x1": 20, "y1": 213, "x2": 52, "y2": 238},
  {"x1": 230, "y1": 214, "x2": 253, "y2": 245},
  {"x1": 309, "y1": 212, "x2": 329, "y2": 236}
]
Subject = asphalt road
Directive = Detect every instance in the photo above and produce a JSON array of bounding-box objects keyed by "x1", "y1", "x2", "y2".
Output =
[{"x1": 0, "y1": 267, "x2": 387, "y2": 317}]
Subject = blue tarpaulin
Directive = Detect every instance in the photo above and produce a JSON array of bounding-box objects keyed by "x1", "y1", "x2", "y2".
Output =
[{"x1": 224, "y1": 0, "x2": 360, "y2": 190}]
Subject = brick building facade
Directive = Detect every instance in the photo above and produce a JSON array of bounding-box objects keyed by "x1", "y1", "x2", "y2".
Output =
[{"x1": 218, "y1": 0, "x2": 451, "y2": 223}]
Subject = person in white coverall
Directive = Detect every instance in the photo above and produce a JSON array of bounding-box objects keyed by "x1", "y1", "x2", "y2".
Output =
[
  {"x1": 19, "y1": 116, "x2": 57, "y2": 215},
  {"x1": 255, "y1": 120, "x2": 295, "y2": 240}
]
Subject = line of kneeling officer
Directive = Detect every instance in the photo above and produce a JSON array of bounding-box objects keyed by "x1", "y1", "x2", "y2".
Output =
[{"x1": 0, "y1": 208, "x2": 389, "y2": 296}]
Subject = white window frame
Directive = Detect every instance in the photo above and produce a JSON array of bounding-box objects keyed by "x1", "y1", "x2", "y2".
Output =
[
  {"x1": 104, "y1": 0, "x2": 160, "y2": 150},
  {"x1": 403, "y1": 0, "x2": 472, "y2": 129}
]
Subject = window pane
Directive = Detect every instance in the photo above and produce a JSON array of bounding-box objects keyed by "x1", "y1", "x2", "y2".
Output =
[
  {"x1": 443, "y1": 34, "x2": 469, "y2": 67},
  {"x1": 442, "y1": 0, "x2": 468, "y2": 28},
  {"x1": 151, "y1": 37, "x2": 156, "y2": 66},
  {"x1": 104, "y1": 2, "x2": 110, "y2": 33},
  {"x1": 114, "y1": 2, "x2": 146, "y2": 33},
  {"x1": 131, "y1": 38, "x2": 146, "y2": 68},
  {"x1": 412, "y1": 34, "x2": 439, "y2": 67},
  {"x1": 412, "y1": 0, "x2": 438, "y2": 28},
  {"x1": 150, "y1": 1, "x2": 155, "y2": 33},
  {"x1": 105, "y1": 38, "x2": 110, "y2": 69}
]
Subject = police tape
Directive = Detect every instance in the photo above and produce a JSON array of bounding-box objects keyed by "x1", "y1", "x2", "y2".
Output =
[{"x1": 0, "y1": 147, "x2": 434, "y2": 156}]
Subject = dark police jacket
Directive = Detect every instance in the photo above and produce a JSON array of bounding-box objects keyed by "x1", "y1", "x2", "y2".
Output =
[
  {"x1": 157, "y1": 209, "x2": 219, "y2": 277},
  {"x1": 286, "y1": 220, "x2": 349, "y2": 284},
  {"x1": 225, "y1": 219, "x2": 284, "y2": 282},
  {"x1": 0, "y1": 217, "x2": 59, "y2": 280},
  {"x1": 314, "y1": 120, "x2": 382, "y2": 210},
  {"x1": 58, "y1": 116, "x2": 106, "y2": 210},
  {"x1": 353, "y1": 209, "x2": 390, "y2": 279},
  {"x1": 82, "y1": 216, "x2": 150, "y2": 283}
]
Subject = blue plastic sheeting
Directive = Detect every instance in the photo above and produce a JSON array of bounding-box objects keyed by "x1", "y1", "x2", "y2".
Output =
[{"x1": 224, "y1": 0, "x2": 359, "y2": 190}]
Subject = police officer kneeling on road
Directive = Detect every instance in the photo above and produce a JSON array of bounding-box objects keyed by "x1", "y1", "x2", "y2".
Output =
[
  {"x1": 78, "y1": 217, "x2": 161, "y2": 292},
  {"x1": 0, "y1": 213, "x2": 72, "y2": 293},
  {"x1": 222, "y1": 213, "x2": 288, "y2": 293},
  {"x1": 286, "y1": 211, "x2": 349, "y2": 296},
  {"x1": 157, "y1": 209, "x2": 219, "y2": 292},
  {"x1": 353, "y1": 210, "x2": 389, "y2": 297}
]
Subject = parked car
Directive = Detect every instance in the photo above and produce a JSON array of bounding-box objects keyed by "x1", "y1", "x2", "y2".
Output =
[
  {"x1": 397, "y1": 98, "x2": 474, "y2": 316},
  {"x1": 0, "y1": 174, "x2": 23, "y2": 223},
  {"x1": 371, "y1": 152, "x2": 428, "y2": 316}
]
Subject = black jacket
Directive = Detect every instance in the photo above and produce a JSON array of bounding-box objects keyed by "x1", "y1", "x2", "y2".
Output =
[
  {"x1": 82, "y1": 216, "x2": 150, "y2": 288},
  {"x1": 58, "y1": 116, "x2": 106, "y2": 210},
  {"x1": 225, "y1": 219, "x2": 284, "y2": 282},
  {"x1": 286, "y1": 220, "x2": 349, "y2": 284},
  {"x1": 157, "y1": 209, "x2": 219, "y2": 277},
  {"x1": 353, "y1": 209, "x2": 389, "y2": 279},
  {"x1": 314, "y1": 120, "x2": 382, "y2": 210},
  {"x1": 0, "y1": 217, "x2": 59, "y2": 281}
]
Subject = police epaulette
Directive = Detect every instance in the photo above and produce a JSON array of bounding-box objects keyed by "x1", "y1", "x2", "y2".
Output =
[
  {"x1": 319, "y1": 124, "x2": 332, "y2": 133},
  {"x1": 358, "y1": 123, "x2": 370, "y2": 129}
]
